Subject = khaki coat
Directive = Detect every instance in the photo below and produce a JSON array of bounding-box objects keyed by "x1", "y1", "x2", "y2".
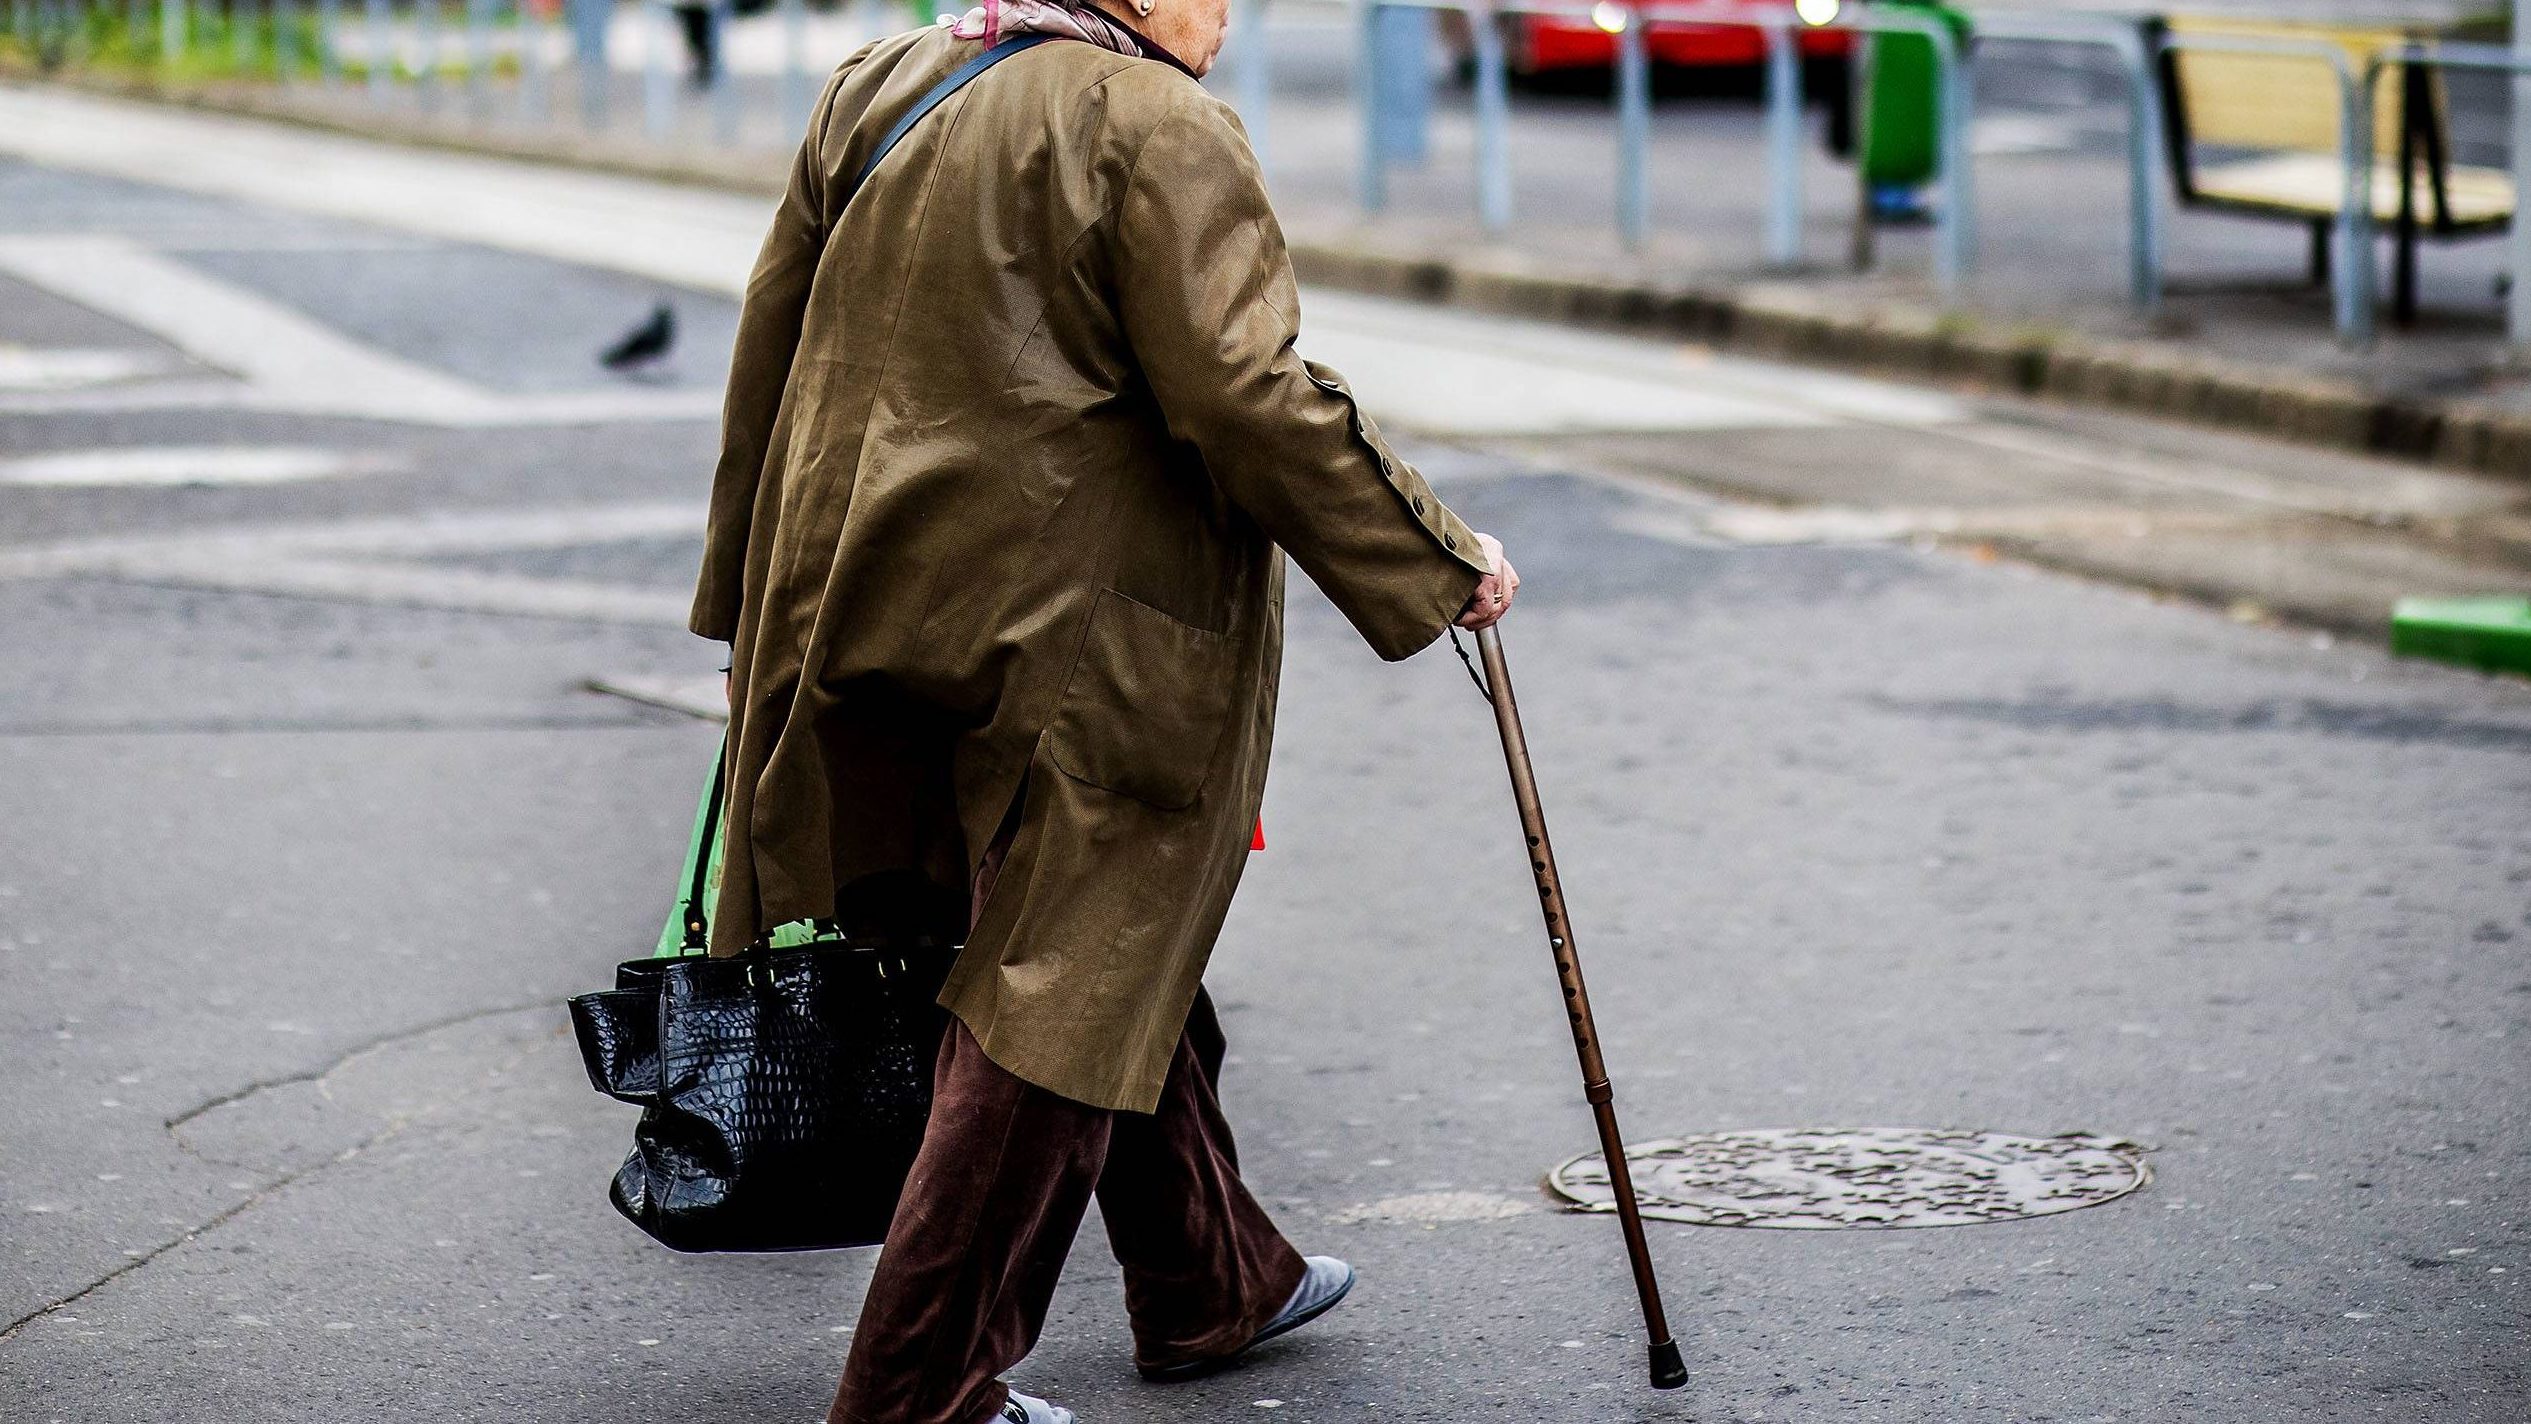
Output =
[{"x1": 694, "y1": 24, "x2": 1487, "y2": 1112}]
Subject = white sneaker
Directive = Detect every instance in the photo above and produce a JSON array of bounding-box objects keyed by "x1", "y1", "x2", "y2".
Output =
[
  {"x1": 997, "y1": 1388, "x2": 1075, "y2": 1424},
  {"x1": 1138, "y1": 1255, "x2": 1356, "y2": 1382}
]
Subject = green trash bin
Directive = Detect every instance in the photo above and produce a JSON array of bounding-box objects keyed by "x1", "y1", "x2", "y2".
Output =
[
  {"x1": 2390, "y1": 597, "x2": 2531, "y2": 678},
  {"x1": 1859, "y1": 0, "x2": 1969, "y2": 191}
]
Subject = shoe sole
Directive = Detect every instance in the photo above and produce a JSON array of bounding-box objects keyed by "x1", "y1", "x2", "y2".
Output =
[{"x1": 1136, "y1": 1266, "x2": 1356, "y2": 1384}]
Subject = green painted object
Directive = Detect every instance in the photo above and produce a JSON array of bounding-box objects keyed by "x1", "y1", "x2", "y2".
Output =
[
  {"x1": 1860, "y1": 1, "x2": 1970, "y2": 188},
  {"x1": 2390, "y1": 596, "x2": 2531, "y2": 677},
  {"x1": 655, "y1": 746, "x2": 830, "y2": 958}
]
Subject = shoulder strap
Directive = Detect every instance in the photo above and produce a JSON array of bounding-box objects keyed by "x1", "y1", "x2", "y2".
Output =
[{"x1": 839, "y1": 33, "x2": 1057, "y2": 211}]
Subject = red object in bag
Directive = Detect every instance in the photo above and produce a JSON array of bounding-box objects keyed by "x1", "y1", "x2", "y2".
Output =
[{"x1": 1251, "y1": 818, "x2": 1265, "y2": 851}]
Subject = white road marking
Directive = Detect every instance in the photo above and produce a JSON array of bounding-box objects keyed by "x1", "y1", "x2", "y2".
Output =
[
  {"x1": 0, "y1": 375, "x2": 725, "y2": 424},
  {"x1": 1305, "y1": 289, "x2": 1963, "y2": 434},
  {"x1": 0, "y1": 234, "x2": 722, "y2": 425},
  {"x1": 0, "y1": 346, "x2": 180, "y2": 392},
  {"x1": 116, "y1": 553, "x2": 696, "y2": 625},
  {"x1": 0, "y1": 87, "x2": 771, "y2": 295},
  {"x1": 0, "y1": 501, "x2": 705, "y2": 627},
  {"x1": 1621, "y1": 501, "x2": 2266, "y2": 548},
  {"x1": 1971, "y1": 115, "x2": 2083, "y2": 157},
  {"x1": 1933, "y1": 419, "x2": 2519, "y2": 521},
  {"x1": 0, "y1": 234, "x2": 489, "y2": 418},
  {"x1": 0, "y1": 445, "x2": 400, "y2": 487},
  {"x1": 1303, "y1": 321, "x2": 1838, "y2": 435}
]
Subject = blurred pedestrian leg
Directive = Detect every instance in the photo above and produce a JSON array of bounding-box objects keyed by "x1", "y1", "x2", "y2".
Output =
[{"x1": 672, "y1": 0, "x2": 708, "y2": 83}]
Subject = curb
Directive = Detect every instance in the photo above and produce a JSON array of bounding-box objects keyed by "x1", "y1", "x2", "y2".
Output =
[
  {"x1": 1287, "y1": 243, "x2": 2531, "y2": 485},
  {"x1": 13, "y1": 67, "x2": 2531, "y2": 484}
]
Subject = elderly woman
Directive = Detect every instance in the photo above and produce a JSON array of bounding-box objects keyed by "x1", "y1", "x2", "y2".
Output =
[{"x1": 694, "y1": 0, "x2": 1518, "y2": 1418}]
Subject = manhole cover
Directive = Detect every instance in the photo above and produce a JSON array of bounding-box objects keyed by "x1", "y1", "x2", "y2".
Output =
[{"x1": 1546, "y1": 1128, "x2": 2150, "y2": 1229}]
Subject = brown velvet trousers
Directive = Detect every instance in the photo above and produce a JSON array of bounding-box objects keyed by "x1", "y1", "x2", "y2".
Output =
[{"x1": 827, "y1": 958, "x2": 1306, "y2": 1424}]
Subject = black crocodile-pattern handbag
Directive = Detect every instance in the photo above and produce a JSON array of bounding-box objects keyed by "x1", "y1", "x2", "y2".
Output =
[{"x1": 567, "y1": 750, "x2": 954, "y2": 1253}]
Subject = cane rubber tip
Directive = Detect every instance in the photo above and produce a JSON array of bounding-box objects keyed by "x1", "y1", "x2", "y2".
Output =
[{"x1": 1648, "y1": 1339, "x2": 1688, "y2": 1390}]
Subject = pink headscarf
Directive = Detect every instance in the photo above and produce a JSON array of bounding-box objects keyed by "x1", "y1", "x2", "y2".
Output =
[{"x1": 948, "y1": 0, "x2": 1146, "y2": 57}]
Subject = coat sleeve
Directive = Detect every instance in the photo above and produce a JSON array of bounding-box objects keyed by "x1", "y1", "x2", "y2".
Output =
[
  {"x1": 1111, "y1": 93, "x2": 1489, "y2": 661},
  {"x1": 689, "y1": 70, "x2": 850, "y2": 643}
]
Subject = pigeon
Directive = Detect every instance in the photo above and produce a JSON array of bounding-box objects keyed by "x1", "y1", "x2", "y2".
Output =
[{"x1": 600, "y1": 303, "x2": 677, "y2": 377}]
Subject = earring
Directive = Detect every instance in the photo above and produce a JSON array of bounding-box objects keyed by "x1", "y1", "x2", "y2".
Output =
[{"x1": 1133, "y1": 0, "x2": 1153, "y2": 14}]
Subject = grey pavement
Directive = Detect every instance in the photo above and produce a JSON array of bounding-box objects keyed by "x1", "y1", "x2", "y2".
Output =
[{"x1": 1, "y1": 99, "x2": 2528, "y2": 1424}]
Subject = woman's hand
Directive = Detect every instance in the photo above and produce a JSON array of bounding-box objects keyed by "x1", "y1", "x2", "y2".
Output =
[{"x1": 1454, "y1": 532, "x2": 1519, "y2": 632}]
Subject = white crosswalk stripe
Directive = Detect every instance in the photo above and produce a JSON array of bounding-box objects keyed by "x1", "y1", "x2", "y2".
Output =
[{"x1": 0, "y1": 502, "x2": 706, "y2": 626}]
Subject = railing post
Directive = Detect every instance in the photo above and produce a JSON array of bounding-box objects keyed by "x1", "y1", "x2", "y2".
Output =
[
  {"x1": 572, "y1": 0, "x2": 607, "y2": 127},
  {"x1": 708, "y1": 0, "x2": 737, "y2": 144},
  {"x1": 2121, "y1": 26, "x2": 2162, "y2": 314},
  {"x1": 1762, "y1": 15, "x2": 1803, "y2": 267},
  {"x1": 464, "y1": 0, "x2": 491, "y2": 115},
  {"x1": 1231, "y1": 0, "x2": 1269, "y2": 165},
  {"x1": 2510, "y1": 0, "x2": 2531, "y2": 355},
  {"x1": 364, "y1": 0, "x2": 385, "y2": 98},
  {"x1": 2336, "y1": 58, "x2": 2372, "y2": 346},
  {"x1": 642, "y1": 0, "x2": 672, "y2": 139},
  {"x1": 160, "y1": 0, "x2": 182, "y2": 65},
  {"x1": 518, "y1": 0, "x2": 547, "y2": 119},
  {"x1": 317, "y1": 0, "x2": 340, "y2": 82},
  {"x1": 1930, "y1": 17, "x2": 1971, "y2": 297},
  {"x1": 1615, "y1": 8, "x2": 1649, "y2": 249},
  {"x1": 416, "y1": 0, "x2": 441, "y2": 110},
  {"x1": 779, "y1": 0, "x2": 808, "y2": 137},
  {"x1": 1472, "y1": 0, "x2": 1510, "y2": 233},
  {"x1": 1355, "y1": 0, "x2": 1385, "y2": 212}
]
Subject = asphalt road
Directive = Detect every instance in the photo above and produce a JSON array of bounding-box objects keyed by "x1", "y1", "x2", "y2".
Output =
[{"x1": 0, "y1": 115, "x2": 2527, "y2": 1424}]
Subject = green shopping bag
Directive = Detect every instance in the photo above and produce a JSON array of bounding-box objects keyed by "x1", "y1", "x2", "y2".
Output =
[{"x1": 654, "y1": 745, "x2": 836, "y2": 958}]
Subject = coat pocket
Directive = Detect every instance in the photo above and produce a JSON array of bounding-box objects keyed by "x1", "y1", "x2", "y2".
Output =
[{"x1": 1046, "y1": 589, "x2": 1238, "y2": 811}]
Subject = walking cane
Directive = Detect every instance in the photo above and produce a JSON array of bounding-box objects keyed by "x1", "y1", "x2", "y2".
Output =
[{"x1": 1470, "y1": 624, "x2": 1688, "y2": 1391}]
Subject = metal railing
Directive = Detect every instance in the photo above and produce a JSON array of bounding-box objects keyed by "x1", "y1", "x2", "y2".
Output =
[
  {"x1": 1355, "y1": 0, "x2": 1973, "y2": 295},
  {"x1": 1968, "y1": 11, "x2": 2162, "y2": 314},
  {"x1": 2351, "y1": 40, "x2": 2531, "y2": 352}
]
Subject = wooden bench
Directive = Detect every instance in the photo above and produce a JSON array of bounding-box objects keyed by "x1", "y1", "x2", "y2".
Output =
[{"x1": 2148, "y1": 15, "x2": 2516, "y2": 324}]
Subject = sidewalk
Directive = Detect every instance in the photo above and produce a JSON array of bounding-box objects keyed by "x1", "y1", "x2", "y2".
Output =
[{"x1": 9, "y1": 0, "x2": 2529, "y2": 479}]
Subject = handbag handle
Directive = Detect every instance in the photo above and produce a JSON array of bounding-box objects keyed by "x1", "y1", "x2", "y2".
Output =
[{"x1": 677, "y1": 745, "x2": 729, "y2": 953}]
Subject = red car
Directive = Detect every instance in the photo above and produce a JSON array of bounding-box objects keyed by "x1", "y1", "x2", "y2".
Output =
[{"x1": 1444, "y1": 0, "x2": 1852, "y2": 77}]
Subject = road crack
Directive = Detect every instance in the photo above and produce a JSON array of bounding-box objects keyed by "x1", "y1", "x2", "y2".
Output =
[{"x1": 4, "y1": 1000, "x2": 563, "y2": 1343}]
